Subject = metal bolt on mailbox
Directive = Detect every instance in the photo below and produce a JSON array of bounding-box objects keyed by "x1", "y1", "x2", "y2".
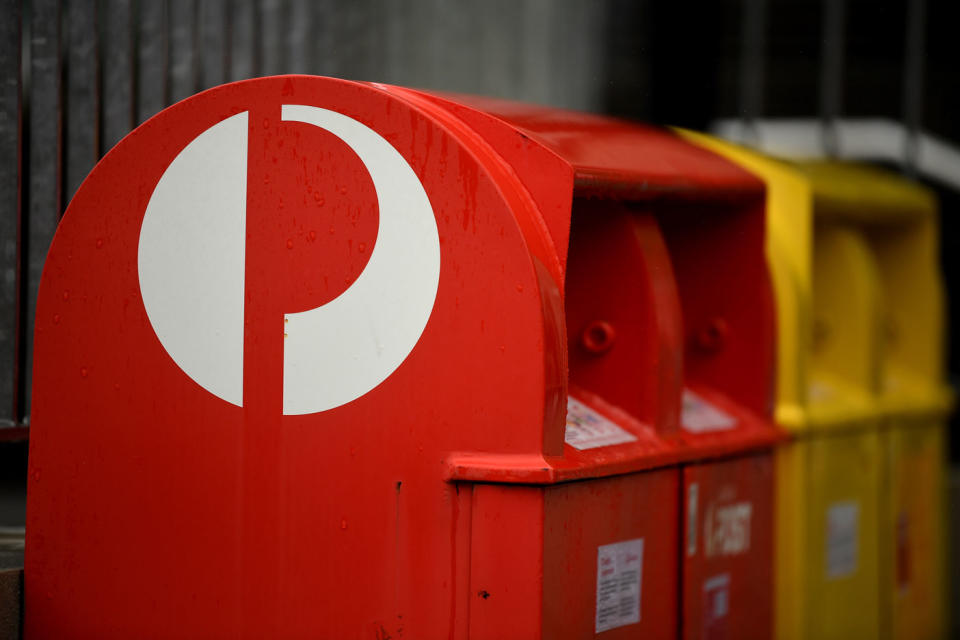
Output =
[
  {"x1": 26, "y1": 76, "x2": 781, "y2": 638},
  {"x1": 683, "y1": 133, "x2": 952, "y2": 640}
]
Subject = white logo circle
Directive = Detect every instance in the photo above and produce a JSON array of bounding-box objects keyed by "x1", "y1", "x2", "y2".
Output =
[{"x1": 138, "y1": 105, "x2": 441, "y2": 415}]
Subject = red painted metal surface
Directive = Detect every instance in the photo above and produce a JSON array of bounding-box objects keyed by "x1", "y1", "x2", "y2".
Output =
[
  {"x1": 682, "y1": 454, "x2": 775, "y2": 640},
  {"x1": 26, "y1": 75, "x2": 779, "y2": 638},
  {"x1": 466, "y1": 469, "x2": 680, "y2": 639},
  {"x1": 409, "y1": 90, "x2": 764, "y2": 202}
]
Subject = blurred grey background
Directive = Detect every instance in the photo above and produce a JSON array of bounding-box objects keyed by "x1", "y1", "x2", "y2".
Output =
[{"x1": 1, "y1": 0, "x2": 959, "y2": 635}]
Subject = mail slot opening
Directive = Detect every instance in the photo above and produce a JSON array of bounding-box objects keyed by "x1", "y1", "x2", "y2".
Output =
[
  {"x1": 811, "y1": 224, "x2": 884, "y2": 397},
  {"x1": 565, "y1": 198, "x2": 682, "y2": 431},
  {"x1": 656, "y1": 202, "x2": 774, "y2": 419}
]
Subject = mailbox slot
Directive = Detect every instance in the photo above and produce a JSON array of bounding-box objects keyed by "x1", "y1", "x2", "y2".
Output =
[
  {"x1": 565, "y1": 199, "x2": 682, "y2": 433},
  {"x1": 657, "y1": 201, "x2": 773, "y2": 420}
]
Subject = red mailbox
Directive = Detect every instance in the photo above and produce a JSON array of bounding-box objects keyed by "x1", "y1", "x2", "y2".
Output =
[
  {"x1": 25, "y1": 76, "x2": 779, "y2": 638},
  {"x1": 431, "y1": 91, "x2": 781, "y2": 639}
]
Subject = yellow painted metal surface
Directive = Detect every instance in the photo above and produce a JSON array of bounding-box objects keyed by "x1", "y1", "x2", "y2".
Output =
[
  {"x1": 806, "y1": 430, "x2": 884, "y2": 640},
  {"x1": 824, "y1": 159, "x2": 956, "y2": 640},
  {"x1": 774, "y1": 441, "x2": 807, "y2": 640},
  {"x1": 807, "y1": 224, "x2": 884, "y2": 429},
  {"x1": 884, "y1": 421, "x2": 946, "y2": 640},
  {"x1": 804, "y1": 227, "x2": 885, "y2": 640},
  {"x1": 678, "y1": 132, "x2": 953, "y2": 640}
]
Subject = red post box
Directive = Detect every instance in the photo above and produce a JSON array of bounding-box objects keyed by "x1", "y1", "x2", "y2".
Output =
[
  {"x1": 435, "y1": 92, "x2": 781, "y2": 638},
  {"x1": 25, "y1": 76, "x2": 779, "y2": 638}
]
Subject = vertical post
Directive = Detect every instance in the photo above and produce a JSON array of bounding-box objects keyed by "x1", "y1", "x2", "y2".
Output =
[
  {"x1": 26, "y1": 0, "x2": 63, "y2": 420},
  {"x1": 383, "y1": 0, "x2": 413, "y2": 85},
  {"x1": 259, "y1": 0, "x2": 285, "y2": 77},
  {"x1": 334, "y1": 0, "x2": 383, "y2": 82},
  {"x1": 902, "y1": 0, "x2": 926, "y2": 177},
  {"x1": 286, "y1": 0, "x2": 310, "y2": 74},
  {"x1": 0, "y1": 0, "x2": 22, "y2": 425},
  {"x1": 739, "y1": 0, "x2": 766, "y2": 144},
  {"x1": 168, "y1": 0, "x2": 197, "y2": 103},
  {"x1": 198, "y1": 0, "x2": 228, "y2": 90},
  {"x1": 521, "y1": 0, "x2": 554, "y2": 106},
  {"x1": 430, "y1": 0, "x2": 480, "y2": 94},
  {"x1": 136, "y1": 0, "x2": 168, "y2": 123},
  {"x1": 101, "y1": 0, "x2": 134, "y2": 153},
  {"x1": 569, "y1": 0, "x2": 607, "y2": 112},
  {"x1": 819, "y1": 0, "x2": 845, "y2": 157},
  {"x1": 228, "y1": 0, "x2": 257, "y2": 81},
  {"x1": 64, "y1": 0, "x2": 100, "y2": 205},
  {"x1": 479, "y1": 0, "x2": 523, "y2": 100}
]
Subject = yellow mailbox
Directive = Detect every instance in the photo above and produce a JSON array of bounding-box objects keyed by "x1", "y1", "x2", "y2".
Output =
[
  {"x1": 678, "y1": 133, "x2": 921, "y2": 640},
  {"x1": 796, "y1": 162, "x2": 953, "y2": 640}
]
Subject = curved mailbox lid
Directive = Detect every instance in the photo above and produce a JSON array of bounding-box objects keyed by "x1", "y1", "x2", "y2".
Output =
[
  {"x1": 414, "y1": 91, "x2": 766, "y2": 201},
  {"x1": 379, "y1": 86, "x2": 686, "y2": 484},
  {"x1": 403, "y1": 89, "x2": 784, "y2": 470}
]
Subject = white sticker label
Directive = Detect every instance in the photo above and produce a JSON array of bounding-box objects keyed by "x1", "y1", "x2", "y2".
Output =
[
  {"x1": 565, "y1": 397, "x2": 638, "y2": 450},
  {"x1": 705, "y1": 501, "x2": 753, "y2": 557},
  {"x1": 808, "y1": 380, "x2": 835, "y2": 402},
  {"x1": 681, "y1": 390, "x2": 737, "y2": 433},
  {"x1": 826, "y1": 501, "x2": 860, "y2": 579},
  {"x1": 596, "y1": 538, "x2": 644, "y2": 633},
  {"x1": 703, "y1": 573, "x2": 731, "y2": 631},
  {"x1": 687, "y1": 483, "x2": 699, "y2": 557}
]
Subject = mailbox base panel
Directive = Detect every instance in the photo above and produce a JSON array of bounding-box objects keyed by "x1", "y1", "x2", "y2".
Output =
[
  {"x1": 468, "y1": 468, "x2": 679, "y2": 639},
  {"x1": 805, "y1": 428, "x2": 883, "y2": 640},
  {"x1": 775, "y1": 440, "x2": 808, "y2": 640},
  {"x1": 681, "y1": 453, "x2": 774, "y2": 640},
  {"x1": 886, "y1": 421, "x2": 946, "y2": 640}
]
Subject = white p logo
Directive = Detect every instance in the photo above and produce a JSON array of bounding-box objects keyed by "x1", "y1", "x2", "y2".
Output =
[{"x1": 138, "y1": 105, "x2": 441, "y2": 415}]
